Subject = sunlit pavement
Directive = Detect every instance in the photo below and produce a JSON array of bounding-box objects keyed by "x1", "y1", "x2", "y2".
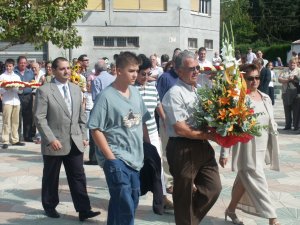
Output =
[{"x1": 0, "y1": 98, "x2": 299, "y2": 225}]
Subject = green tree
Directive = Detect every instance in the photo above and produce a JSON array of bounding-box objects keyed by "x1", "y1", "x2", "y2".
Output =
[
  {"x1": 221, "y1": 0, "x2": 257, "y2": 45},
  {"x1": 252, "y1": 0, "x2": 300, "y2": 44},
  {"x1": 0, "y1": 0, "x2": 87, "y2": 51}
]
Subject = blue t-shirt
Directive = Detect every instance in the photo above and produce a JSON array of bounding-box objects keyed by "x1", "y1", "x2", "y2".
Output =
[{"x1": 87, "y1": 85, "x2": 150, "y2": 171}]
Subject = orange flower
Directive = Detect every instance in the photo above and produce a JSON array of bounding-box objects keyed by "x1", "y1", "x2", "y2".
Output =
[
  {"x1": 227, "y1": 88, "x2": 239, "y2": 98},
  {"x1": 229, "y1": 107, "x2": 240, "y2": 117},
  {"x1": 218, "y1": 108, "x2": 227, "y2": 120},
  {"x1": 218, "y1": 97, "x2": 230, "y2": 106}
]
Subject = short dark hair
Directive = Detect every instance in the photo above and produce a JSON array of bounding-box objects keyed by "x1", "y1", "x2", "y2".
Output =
[
  {"x1": 173, "y1": 48, "x2": 181, "y2": 54},
  {"x1": 138, "y1": 57, "x2": 151, "y2": 71},
  {"x1": 161, "y1": 54, "x2": 169, "y2": 63},
  {"x1": 52, "y1": 57, "x2": 69, "y2": 70},
  {"x1": 5, "y1": 58, "x2": 15, "y2": 66},
  {"x1": 116, "y1": 51, "x2": 140, "y2": 69},
  {"x1": 78, "y1": 54, "x2": 87, "y2": 61},
  {"x1": 17, "y1": 56, "x2": 27, "y2": 63},
  {"x1": 241, "y1": 64, "x2": 259, "y2": 77},
  {"x1": 198, "y1": 47, "x2": 206, "y2": 53}
]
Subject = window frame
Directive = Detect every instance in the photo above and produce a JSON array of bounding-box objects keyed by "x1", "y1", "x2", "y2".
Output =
[
  {"x1": 188, "y1": 38, "x2": 198, "y2": 50},
  {"x1": 190, "y1": 0, "x2": 211, "y2": 16},
  {"x1": 204, "y1": 39, "x2": 213, "y2": 50},
  {"x1": 93, "y1": 36, "x2": 140, "y2": 48}
]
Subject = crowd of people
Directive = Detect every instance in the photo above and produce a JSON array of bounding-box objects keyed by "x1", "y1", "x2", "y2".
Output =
[{"x1": 1, "y1": 47, "x2": 300, "y2": 225}]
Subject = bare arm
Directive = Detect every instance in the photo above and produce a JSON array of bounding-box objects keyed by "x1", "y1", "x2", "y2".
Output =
[
  {"x1": 143, "y1": 123, "x2": 151, "y2": 143},
  {"x1": 173, "y1": 121, "x2": 215, "y2": 141},
  {"x1": 91, "y1": 129, "x2": 115, "y2": 160}
]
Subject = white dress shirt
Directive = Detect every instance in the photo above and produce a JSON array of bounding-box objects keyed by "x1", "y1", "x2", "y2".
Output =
[{"x1": 0, "y1": 71, "x2": 21, "y2": 105}]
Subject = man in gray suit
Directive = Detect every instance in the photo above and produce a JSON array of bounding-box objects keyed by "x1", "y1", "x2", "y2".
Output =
[{"x1": 34, "y1": 57, "x2": 100, "y2": 221}]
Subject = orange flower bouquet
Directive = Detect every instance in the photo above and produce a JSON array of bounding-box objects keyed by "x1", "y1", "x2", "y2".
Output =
[{"x1": 193, "y1": 23, "x2": 263, "y2": 147}]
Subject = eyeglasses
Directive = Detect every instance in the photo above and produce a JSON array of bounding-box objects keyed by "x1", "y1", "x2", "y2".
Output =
[
  {"x1": 246, "y1": 76, "x2": 260, "y2": 81},
  {"x1": 184, "y1": 65, "x2": 200, "y2": 72},
  {"x1": 141, "y1": 71, "x2": 152, "y2": 77}
]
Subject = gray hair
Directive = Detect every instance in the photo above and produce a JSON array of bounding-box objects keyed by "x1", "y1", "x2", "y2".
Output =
[
  {"x1": 94, "y1": 59, "x2": 107, "y2": 73},
  {"x1": 174, "y1": 50, "x2": 196, "y2": 70}
]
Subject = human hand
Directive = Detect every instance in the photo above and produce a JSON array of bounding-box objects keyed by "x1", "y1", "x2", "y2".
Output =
[
  {"x1": 219, "y1": 157, "x2": 228, "y2": 168},
  {"x1": 50, "y1": 140, "x2": 62, "y2": 151},
  {"x1": 83, "y1": 140, "x2": 89, "y2": 147}
]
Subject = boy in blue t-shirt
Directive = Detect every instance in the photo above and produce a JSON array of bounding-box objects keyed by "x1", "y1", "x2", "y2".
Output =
[{"x1": 88, "y1": 52, "x2": 150, "y2": 225}]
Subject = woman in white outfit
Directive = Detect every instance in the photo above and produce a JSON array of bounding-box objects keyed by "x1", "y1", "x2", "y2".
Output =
[{"x1": 219, "y1": 64, "x2": 280, "y2": 225}]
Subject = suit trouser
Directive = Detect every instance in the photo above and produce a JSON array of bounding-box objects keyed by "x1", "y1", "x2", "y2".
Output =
[
  {"x1": 42, "y1": 142, "x2": 91, "y2": 212},
  {"x1": 18, "y1": 94, "x2": 34, "y2": 141},
  {"x1": 166, "y1": 137, "x2": 222, "y2": 225},
  {"x1": 2, "y1": 104, "x2": 20, "y2": 144}
]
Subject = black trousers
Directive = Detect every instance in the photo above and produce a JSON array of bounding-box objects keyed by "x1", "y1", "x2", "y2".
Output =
[
  {"x1": 18, "y1": 94, "x2": 34, "y2": 141},
  {"x1": 167, "y1": 137, "x2": 222, "y2": 225},
  {"x1": 42, "y1": 143, "x2": 91, "y2": 212}
]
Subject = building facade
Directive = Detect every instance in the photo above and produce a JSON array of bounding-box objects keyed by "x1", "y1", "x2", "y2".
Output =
[{"x1": 49, "y1": 0, "x2": 221, "y2": 64}]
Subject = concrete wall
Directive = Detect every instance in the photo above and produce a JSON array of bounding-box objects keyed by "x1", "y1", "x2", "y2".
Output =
[{"x1": 48, "y1": 0, "x2": 220, "y2": 64}]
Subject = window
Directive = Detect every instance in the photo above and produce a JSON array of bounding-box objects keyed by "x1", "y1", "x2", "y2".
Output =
[
  {"x1": 86, "y1": 0, "x2": 105, "y2": 11},
  {"x1": 188, "y1": 38, "x2": 198, "y2": 49},
  {"x1": 204, "y1": 39, "x2": 213, "y2": 49},
  {"x1": 93, "y1": 37, "x2": 139, "y2": 48},
  {"x1": 113, "y1": 0, "x2": 166, "y2": 11},
  {"x1": 191, "y1": 0, "x2": 211, "y2": 15}
]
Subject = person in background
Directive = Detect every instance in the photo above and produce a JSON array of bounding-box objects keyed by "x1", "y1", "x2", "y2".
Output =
[
  {"x1": 156, "y1": 49, "x2": 181, "y2": 195},
  {"x1": 219, "y1": 64, "x2": 280, "y2": 225},
  {"x1": 161, "y1": 54, "x2": 170, "y2": 69},
  {"x1": 40, "y1": 62, "x2": 54, "y2": 84},
  {"x1": 246, "y1": 47, "x2": 257, "y2": 64},
  {"x1": 253, "y1": 58, "x2": 271, "y2": 95},
  {"x1": 274, "y1": 57, "x2": 283, "y2": 67},
  {"x1": 197, "y1": 47, "x2": 213, "y2": 88},
  {"x1": 278, "y1": 59, "x2": 300, "y2": 130},
  {"x1": 134, "y1": 56, "x2": 173, "y2": 213},
  {"x1": 109, "y1": 63, "x2": 117, "y2": 76},
  {"x1": 212, "y1": 51, "x2": 222, "y2": 66},
  {"x1": 256, "y1": 50, "x2": 268, "y2": 67},
  {"x1": 34, "y1": 57, "x2": 100, "y2": 221},
  {"x1": 14, "y1": 56, "x2": 35, "y2": 142},
  {"x1": 0, "y1": 58, "x2": 25, "y2": 149},
  {"x1": 149, "y1": 54, "x2": 163, "y2": 82},
  {"x1": 82, "y1": 82, "x2": 95, "y2": 165},
  {"x1": 88, "y1": 51, "x2": 151, "y2": 225},
  {"x1": 77, "y1": 54, "x2": 90, "y2": 80},
  {"x1": 162, "y1": 50, "x2": 221, "y2": 225},
  {"x1": 91, "y1": 59, "x2": 116, "y2": 101},
  {"x1": 266, "y1": 62, "x2": 276, "y2": 105}
]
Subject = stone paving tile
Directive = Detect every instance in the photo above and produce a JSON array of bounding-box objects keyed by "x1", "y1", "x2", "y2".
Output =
[{"x1": 0, "y1": 99, "x2": 299, "y2": 225}]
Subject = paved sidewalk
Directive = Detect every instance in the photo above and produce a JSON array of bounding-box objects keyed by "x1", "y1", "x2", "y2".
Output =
[{"x1": 0, "y1": 99, "x2": 299, "y2": 225}]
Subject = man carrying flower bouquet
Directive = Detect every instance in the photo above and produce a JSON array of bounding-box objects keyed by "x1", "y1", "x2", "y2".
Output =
[
  {"x1": 0, "y1": 58, "x2": 25, "y2": 149},
  {"x1": 162, "y1": 51, "x2": 221, "y2": 225}
]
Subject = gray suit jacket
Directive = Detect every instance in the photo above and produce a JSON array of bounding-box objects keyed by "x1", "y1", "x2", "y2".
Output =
[{"x1": 33, "y1": 80, "x2": 87, "y2": 156}]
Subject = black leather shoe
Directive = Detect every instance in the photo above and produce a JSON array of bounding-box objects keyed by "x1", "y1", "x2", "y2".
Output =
[
  {"x1": 12, "y1": 142, "x2": 25, "y2": 146},
  {"x1": 45, "y1": 209, "x2": 60, "y2": 218},
  {"x1": 2, "y1": 144, "x2": 8, "y2": 149},
  {"x1": 282, "y1": 127, "x2": 291, "y2": 130},
  {"x1": 79, "y1": 210, "x2": 101, "y2": 221}
]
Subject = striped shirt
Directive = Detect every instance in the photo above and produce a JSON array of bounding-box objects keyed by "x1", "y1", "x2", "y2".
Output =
[{"x1": 135, "y1": 83, "x2": 160, "y2": 134}]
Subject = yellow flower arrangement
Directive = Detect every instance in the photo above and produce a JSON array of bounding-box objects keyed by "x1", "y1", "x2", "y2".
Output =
[{"x1": 70, "y1": 64, "x2": 87, "y2": 92}]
